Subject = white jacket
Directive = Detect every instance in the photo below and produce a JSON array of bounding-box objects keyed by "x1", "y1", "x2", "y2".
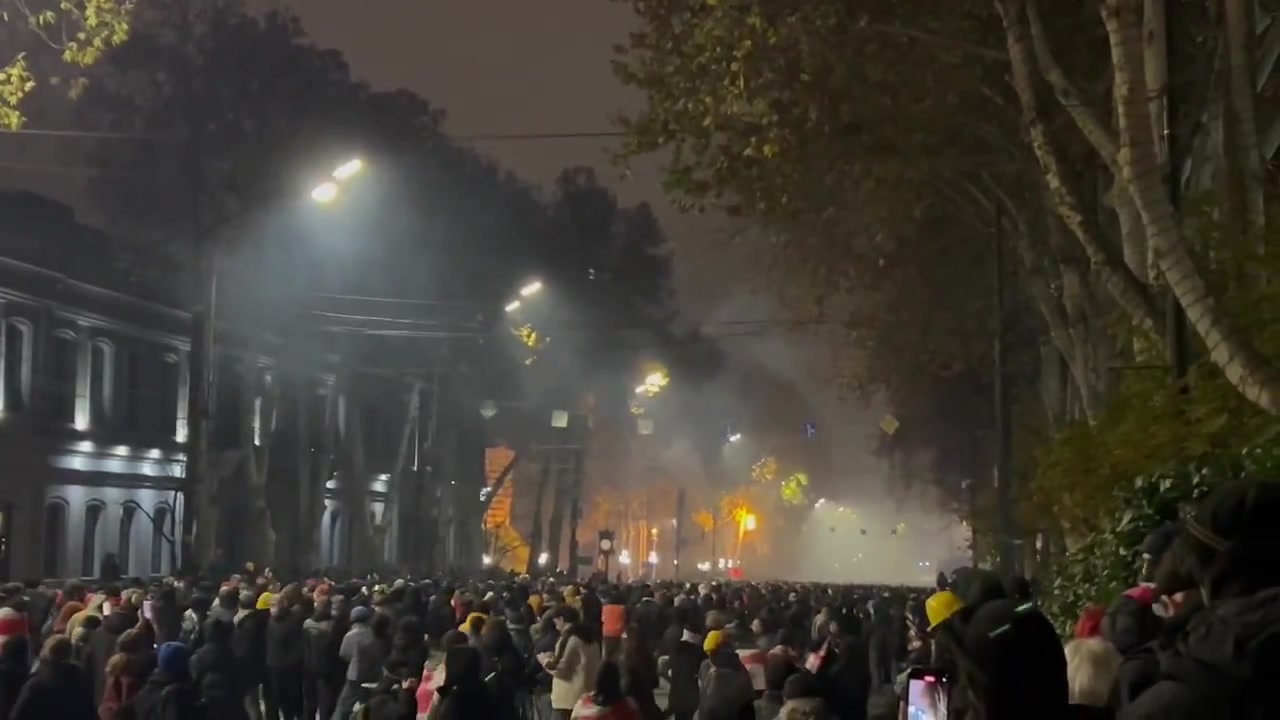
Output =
[{"x1": 550, "y1": 633, "x2": 602, "y2": 710}]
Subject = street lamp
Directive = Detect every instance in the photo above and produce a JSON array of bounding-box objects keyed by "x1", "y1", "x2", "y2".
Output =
[
  {"x1": 743, "y1": 513, "x2": 758, "y2": 532},
  {"x1": 519, "y1": 280, "x2": 543, "y2": 297},
  {"x1": 727, "y1": 432, "x2": 742, "y2": 443},
  {"x1": 332, "y1": 158, "x2": 364, "y2": 180},
  {"x1": 504, "y1": 300, "x2": 522, "y2": 313},
  {"x1": 310, "y1": 181, "x2": 339, "y2": 204},
  {"x1": 310, "y1": 157, "x2": 365, "y2": 204}
]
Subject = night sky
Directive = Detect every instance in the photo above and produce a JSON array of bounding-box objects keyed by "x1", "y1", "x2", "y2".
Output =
[{"x1": 264, "y1": 0, "x2": 727, "y2": 315}]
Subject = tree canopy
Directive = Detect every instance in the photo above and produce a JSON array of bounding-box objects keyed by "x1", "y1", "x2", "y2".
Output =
[
  {"x1": 615, "y1": 0, "x2": 1280, "y2": 560},
  {"x1": 1, "y1": 0, "x2": 133, "y2": 128}
]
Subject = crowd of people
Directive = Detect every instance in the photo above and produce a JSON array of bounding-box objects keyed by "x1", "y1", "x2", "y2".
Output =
[{"x1": 0, "y1": 478, "x2": 1272, "y2": 719}]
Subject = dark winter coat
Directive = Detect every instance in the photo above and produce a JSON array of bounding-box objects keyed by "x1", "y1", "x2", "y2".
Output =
[
  {"x1": 1120, "y1": 587, "x2": 1280, "y2": 720},
  {"x1": 664, "y1": 639, "x2": 705, "y2": 716},
  {"x1": 86, "y1": 609, "x2": 139, "y2": 704},
  {"x1": 302, "y1": 617, "x2": 335, "y2": 675},
  {"x1": 232, "y1": 609, "x2": 269, "y2": 685},
  {"x1": 190, "y1": 620, "x2": 245, "y2": 718},
  {"x1": 0, "y1": 639, "x2": 30, "y2": 720},
  {"x1": 119, "y1": 671, "x2": 207, "y2": 720},
  {"x1": 264, "y1": 608, "x2": 306, "y2": 670},
  {"x1": 698, "y1": 649, "x2": 755, "y2": 720},
  {"x1": 9, "y1": 660, "x2": 97, "y2": 720}
]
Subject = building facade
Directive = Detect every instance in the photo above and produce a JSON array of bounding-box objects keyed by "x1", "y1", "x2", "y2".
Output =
[{"x1": 0, "y1": 255, "x2": 190, "y2": 581}]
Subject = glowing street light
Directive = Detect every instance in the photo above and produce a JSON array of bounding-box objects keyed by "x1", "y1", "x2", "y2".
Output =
[
  {"x1": 481, "y1": 553, "x2": 493, "y2": 567},
  {"x1": 504, "y1": 300, "x2": 522, "y2": 313},
  {"x1": 331, "y1": 157, "x2": 364, "y2": 180},
  {"x1": 742, "y1": 513, "x2": 758, "y2": 532},
  {"x1": 537, "y1": 551, "x2": 550, "y2": 567},
  {"x1": 310, "y1": 157, "x2": 366, "y2": 203},
  {"x1": 310, "y1": 181, "x2": 339, "y2": 204},
  {"x1": 727, "y1": 432, "x2": 742, "y2": 443},
  {"x1": 618, "y1": 549, "x2": 632, "y2": 566},
  {"x1": 519, "y1": 280, "x2": 543, "y2": 297},
  {"x1": 647, "y1": 550, "x2": 659, "y2": 565},
  {"x1": 634, "y1": 385, "x2": 648, "y2": 394}
]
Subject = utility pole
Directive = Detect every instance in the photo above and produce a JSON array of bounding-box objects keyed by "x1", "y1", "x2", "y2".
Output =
[
  {"x1": 674, "y1": 487, "x2": 686, "y2": 580},
  {"x1": 182, "y1": 221, "x2": 219, "y2": 571},
  {"x1": 993, "y1": 204, "x2": 1017, "y2": 576},
  {"x1": 566, "y1": 444, "x2": 584, "y2": 578}
]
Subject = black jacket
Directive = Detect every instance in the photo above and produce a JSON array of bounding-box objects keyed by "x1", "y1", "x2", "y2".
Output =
[
  {"x1": 665, "y1": 639, "x2": 706, "y2": 716},
  {"x1": 233, "y1": 609, "x2": 269, "y2": 683},
  {"x1": 265, "y1": 608, "x2": 306, "y2": 669},
  {"x1": 9, "y1": 661, "x2": 96, "y2": 720},
  {"x1": 1121, "y1": 587, "x2": 1280, "y2": 719},
  {"x1": 121, "y1": 671, "x2": 208, "y2": 720},
  {"x1": 86, "y1": 609, "x2": 140, "y2": 704}
]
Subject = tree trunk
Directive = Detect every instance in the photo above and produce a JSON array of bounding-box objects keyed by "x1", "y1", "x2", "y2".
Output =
[
  {"x1": 381, "y1": 381, "x2": 421, "y2": 564},
  {"x1": 340, "y1": 388, "x2": 377, "y2": 570},
  {"x1": 525, "y1": 455, "x2": 552, "y2": 574},
  {"x1": 1104, "y1": 0, "x2": 1280, "y2": 413},
  {"x1": 997, "y1": 0, "x2": 1163, "y2": 339},
  {"x1": 241, "y1": 362, "x2": 277, "y2": 567},
  {"x1": 545, "y1": 453, "x2": 567, "y2": 571},
  {"x1": 295, "y1": 375, "x2": 337, "y2": 572},
  {"x1": 1223, "y1": 0, "x2": 1266, "y2": 244}
]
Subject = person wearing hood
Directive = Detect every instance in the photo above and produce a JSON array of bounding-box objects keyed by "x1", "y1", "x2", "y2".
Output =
[
  {"x1": 698, "y1": 630, "x2": 755, "y2": 720},
  {"x1": 127, "y1": 641, "x2": 205, "y2": 720},
  {"x1": 85, "y1": 591, "x2": 145, "y2": 705},
  {"x1": 10, "y1": 635, "x2": 96, "y2": 720},
  {"x1": 952, "y1": 598, "x2": 1079, "y2": 719},
  {"x1": 1121, "y1": 479, "x2": 1280, "y2": 719}
]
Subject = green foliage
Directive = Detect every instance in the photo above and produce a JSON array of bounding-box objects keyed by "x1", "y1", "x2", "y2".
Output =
[
  {"x1": 1028, "y1": 365, "x2": 1280, "y2": 533},
  {"x1": 1, "y1": 0, "x2": 134, "y2": 128},
  {"x1": 1044, "y1": 444, "x2": 1280, "y2": 635}
]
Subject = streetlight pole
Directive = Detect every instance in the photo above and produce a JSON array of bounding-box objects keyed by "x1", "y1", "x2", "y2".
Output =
[{"x1": 181, "y1": 157, "x2": 365, "y2": 569}]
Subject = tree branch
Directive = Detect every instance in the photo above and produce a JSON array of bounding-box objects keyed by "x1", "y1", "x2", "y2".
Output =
[{"x1": 1026, "y1": 0, "x2": 1121, "y2": 177}]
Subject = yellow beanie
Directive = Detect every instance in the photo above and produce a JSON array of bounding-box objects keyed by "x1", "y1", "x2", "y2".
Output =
[
  {"x1": 256, "y1": 592, "x2": 274, "y2": 611},
  {"x1": 459, "y1": 611, "x2": 486, "y2": 633},
  {"x1": 703, "y1": 629, "x2": 724, "y2": 654}
]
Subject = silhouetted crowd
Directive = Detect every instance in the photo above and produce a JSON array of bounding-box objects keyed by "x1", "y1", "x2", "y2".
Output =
[{"x1": 0, "y1": 478, "x2": 1274, "y2": 719}]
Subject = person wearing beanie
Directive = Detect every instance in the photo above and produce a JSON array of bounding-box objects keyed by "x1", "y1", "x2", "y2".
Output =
[
  {"x1": 698, "y1": 628, "x2": 754, "y2": 720},
  {"x1": 127, "y1": 642, "x2": 203, "y2": 719},
  {"x1": 955, "y1": 599, "x2": 1069, "y2": 719},
  {"x1": 333, "y1": 605, "x2": 385, "y2": 720},
  {"x1": 1120, "y1": 479, "x2": 1280, "y2": 719}
]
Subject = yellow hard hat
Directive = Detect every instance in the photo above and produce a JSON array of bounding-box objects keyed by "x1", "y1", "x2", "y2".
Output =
[{"x1": 925, "y1": 590, "x2": 963, "y2": 630}]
